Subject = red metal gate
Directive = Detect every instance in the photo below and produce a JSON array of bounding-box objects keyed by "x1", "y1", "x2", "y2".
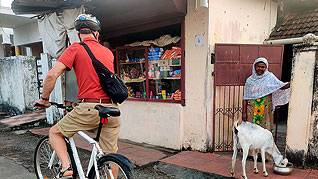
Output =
[{"x1": 213, "y1": 44, "x2": 284, "y2": 152}]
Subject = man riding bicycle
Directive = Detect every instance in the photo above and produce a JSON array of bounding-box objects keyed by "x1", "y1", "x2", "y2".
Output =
[{"x1": 34, "y1": 14, "x2": 120, "y2": 178}]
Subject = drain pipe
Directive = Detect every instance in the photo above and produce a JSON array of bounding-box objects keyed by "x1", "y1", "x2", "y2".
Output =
[{"x1": 264, "y1": 33, "x2": 318, "y2": 45}]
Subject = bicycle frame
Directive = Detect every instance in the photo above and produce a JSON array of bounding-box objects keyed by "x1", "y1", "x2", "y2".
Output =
[
  {"x1": 48, "y1": 131, "x2": 106, "y2": 179},
  {"x1": 39, "y1": 103, "x2": 131, "y2": 179}
]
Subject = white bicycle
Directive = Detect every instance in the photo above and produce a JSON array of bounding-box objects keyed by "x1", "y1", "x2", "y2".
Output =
[{"x1": 34, "y1": 103, "x2": 134, "y2": 179}]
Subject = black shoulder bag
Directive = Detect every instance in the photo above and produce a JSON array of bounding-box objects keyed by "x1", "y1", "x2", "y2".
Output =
[{"x1": 80, "y1": 42, "x2": 128, "y2": 104}]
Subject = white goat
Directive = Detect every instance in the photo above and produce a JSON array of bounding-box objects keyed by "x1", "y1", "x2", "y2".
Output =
[{"x1": 231, "y1": 121, "x2": 288, "y2": 179}]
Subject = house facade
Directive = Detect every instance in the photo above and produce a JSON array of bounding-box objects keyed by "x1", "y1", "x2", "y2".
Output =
[{"x1": 8, "y1": 0, "x2": 279, "y2": 151}]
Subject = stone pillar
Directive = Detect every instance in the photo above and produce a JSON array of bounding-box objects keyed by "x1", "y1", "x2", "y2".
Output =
[
  {"x1": 286, "y1": 44, "x2": 318, "y2": 168},
  {"x1": 40, "y1": 53, "x2": 53, "y2": 124},
  {"x1": 40, "y1": 54, "x2": 64, "y2": 124},
  {"x1": 307, "y1": 46, "x2": 318, "y2": 168},
  {"x1": 50, "y1": 58, "x2": 64, "y2": 123}
]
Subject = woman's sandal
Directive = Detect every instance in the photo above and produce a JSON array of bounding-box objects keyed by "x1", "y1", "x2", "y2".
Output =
[{"x1": 57, "y1": 166, "x2": 73, "y2": 179}]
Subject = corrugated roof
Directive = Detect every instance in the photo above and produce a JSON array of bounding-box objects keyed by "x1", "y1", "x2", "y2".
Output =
[{"x1": 269, "y1": 8, "x2": 318, "y2": 40}]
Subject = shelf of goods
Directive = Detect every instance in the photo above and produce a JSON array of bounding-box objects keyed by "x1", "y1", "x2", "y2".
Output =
[
  {"x1": 116, "y1": 45, "x2": 182, "y2": 102},
  {"x1": 123, "y1": 78, "x2": 146, "y2": 83}
]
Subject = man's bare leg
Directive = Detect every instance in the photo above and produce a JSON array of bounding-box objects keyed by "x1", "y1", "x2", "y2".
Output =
[
  {"x1": 49, "y1": 125, "x2": 73, "y2": 176},
  {"x1": 107, "y1": 163, "x2": 119, "y2": 178}
]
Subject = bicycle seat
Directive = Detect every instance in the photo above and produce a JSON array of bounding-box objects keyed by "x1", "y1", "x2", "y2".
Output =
[{"x1": 94, "y1": 105, "x2": 120, "y2": 118}]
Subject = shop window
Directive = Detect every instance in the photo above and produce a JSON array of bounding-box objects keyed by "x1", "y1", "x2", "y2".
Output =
[
  {"x1": 109, "y1": 23, "x2": 185, "y2": 104},
  {"x1": 117, "y1": 47, "x2": 147, "y2": 99},
  {"x1": 148, "y1": 45, "x2": 182, "y2": 101}
]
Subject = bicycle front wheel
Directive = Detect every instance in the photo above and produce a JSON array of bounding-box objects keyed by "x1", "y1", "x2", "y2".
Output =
[
  {"x1": 96, "y1": 156, "x2": 132, "y2": 179},
  {"x1": 34, "y1": 136, "x2": 77, "y2": 179}
]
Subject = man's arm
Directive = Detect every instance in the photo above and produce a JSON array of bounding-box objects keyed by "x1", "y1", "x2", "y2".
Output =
[{"x1": 33, "y1": 61, "x2": 68, "y2": 107}]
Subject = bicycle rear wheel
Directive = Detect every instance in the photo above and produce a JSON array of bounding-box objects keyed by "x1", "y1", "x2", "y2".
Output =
[
  {"x1": 95, "y1": 156, "x2": 132, "y2": 179},
  {"x1": 34, "y1": 136, "x2": 77, "y2": 179}
]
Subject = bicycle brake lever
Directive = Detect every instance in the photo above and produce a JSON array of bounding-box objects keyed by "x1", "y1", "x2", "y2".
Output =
[
  {"x1": 65, "y1": 106, "x2": 73, "y2": 112},
  {"x1": 50, "y1": 102, "x2": 65, "y2": 108},
  {"x1": 34, "y1": 103, "x2": 46, "y2": 108}
]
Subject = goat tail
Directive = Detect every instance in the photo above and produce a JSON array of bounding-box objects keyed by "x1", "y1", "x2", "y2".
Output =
[{"x1": 233, "y1": 120, "x2": 239, "y2": 135}]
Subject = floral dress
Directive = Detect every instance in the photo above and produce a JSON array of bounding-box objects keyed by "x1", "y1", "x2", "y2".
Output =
[{"x1": 246, "y1": 94, "x2": 274, "y2": 133}]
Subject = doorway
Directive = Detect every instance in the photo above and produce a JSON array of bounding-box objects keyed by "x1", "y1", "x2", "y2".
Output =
[
  {"x1": 274, "y1": 44, "x2": 293, "y2": 155},
  {"x1": 213, "y1": 44, "x2": 285, "y2": 152}
]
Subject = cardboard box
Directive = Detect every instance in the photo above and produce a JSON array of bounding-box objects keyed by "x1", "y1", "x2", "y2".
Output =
[
  {"x1": 169, "y1": 58, "x2": 181, "y2": 66},
  {"x1": 158, "y1": 59, "x2": 169, "y2": 66}
]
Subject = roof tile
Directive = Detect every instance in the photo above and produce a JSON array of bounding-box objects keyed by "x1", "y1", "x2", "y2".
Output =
[{"x1": 269, "y1": 8, "x2": 318, "y2": 40}]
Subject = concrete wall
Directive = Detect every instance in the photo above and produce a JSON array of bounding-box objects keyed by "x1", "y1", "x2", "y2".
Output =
[
  {"x1": 209, "y1": 0, "x2": 277, "y2": 52},
  {"x1": 0, "y1": 56, "x2": 39, "y2": 112},
  {"x1": 119, "y1": 101, "x2": 182, "y2": 149},
  {"x1": 286, "y1": 44, "x2": 318, "y2": 168},
  {"x1": 14, "y1": 21, "x2": 41, "y2": 46}
]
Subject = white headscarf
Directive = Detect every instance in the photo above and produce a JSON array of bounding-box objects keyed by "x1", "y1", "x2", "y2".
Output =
[{"x1": 243, "y1": 57, "x2": 290, "y2": 109}]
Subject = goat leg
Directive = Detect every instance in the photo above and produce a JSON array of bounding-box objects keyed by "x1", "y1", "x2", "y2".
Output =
[
  {"x1": 241, "y1": 146, "x2": 249, "y2": 179},
  {"x1": 253, "y1": 150, "x2": 259, "y2": 174},
  {"x1": 231, "y1": 142, "x2": 238, "y2": 178},
  {"x1": 261, "y1": 148, "x2": 268, "y2": 177}
]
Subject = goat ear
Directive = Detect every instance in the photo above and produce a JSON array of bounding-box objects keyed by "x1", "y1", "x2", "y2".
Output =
[
  {"x1": 284, "y1": 159, "x2": 288, "y2": 165},
  {"x1": 281, "y1": 159, "x2": 288, "y2": 166}
]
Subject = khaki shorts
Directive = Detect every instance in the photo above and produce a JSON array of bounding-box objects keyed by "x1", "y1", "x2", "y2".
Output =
[{"x1": 57, "y1": 102, "x2": 121, "y2": 153}]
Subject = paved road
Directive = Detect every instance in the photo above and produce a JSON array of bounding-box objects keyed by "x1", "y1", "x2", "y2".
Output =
[
  {"x1": 0, "y1": 127, "x2": 228, "y2": 179},
  {"x1": 0, "y1": 157, "x2": 36, "y2": 179}
]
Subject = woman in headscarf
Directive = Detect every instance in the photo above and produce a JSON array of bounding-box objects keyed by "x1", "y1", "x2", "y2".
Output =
[{"x1": 242, "y1": 57, "x2": 290, "y2": 132}]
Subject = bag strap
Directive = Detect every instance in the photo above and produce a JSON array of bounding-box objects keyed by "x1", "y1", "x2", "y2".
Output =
[{"x1": 79, "y1": 42, "x2": 111, "y2": 72}]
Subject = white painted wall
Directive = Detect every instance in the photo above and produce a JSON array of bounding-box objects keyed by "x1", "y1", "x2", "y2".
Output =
[
  {"x1": 0, "y1": 57, "x2": 24, "y2": 111},
  {"x1": 0, "y1": 56, "x2": 38, "y2": 112},
  {"x1": 14, "y1": 21, "x2": 41, "y2": 46},
  {"x1": 119, "y1": 101, "x2": 182, "y2": 149},
  {"x1": 286, "y1": 49, "x2": 316, "y2": 152},
  {"x1": 209, "y1": 0, "x2": 277, "y2": 52}
]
